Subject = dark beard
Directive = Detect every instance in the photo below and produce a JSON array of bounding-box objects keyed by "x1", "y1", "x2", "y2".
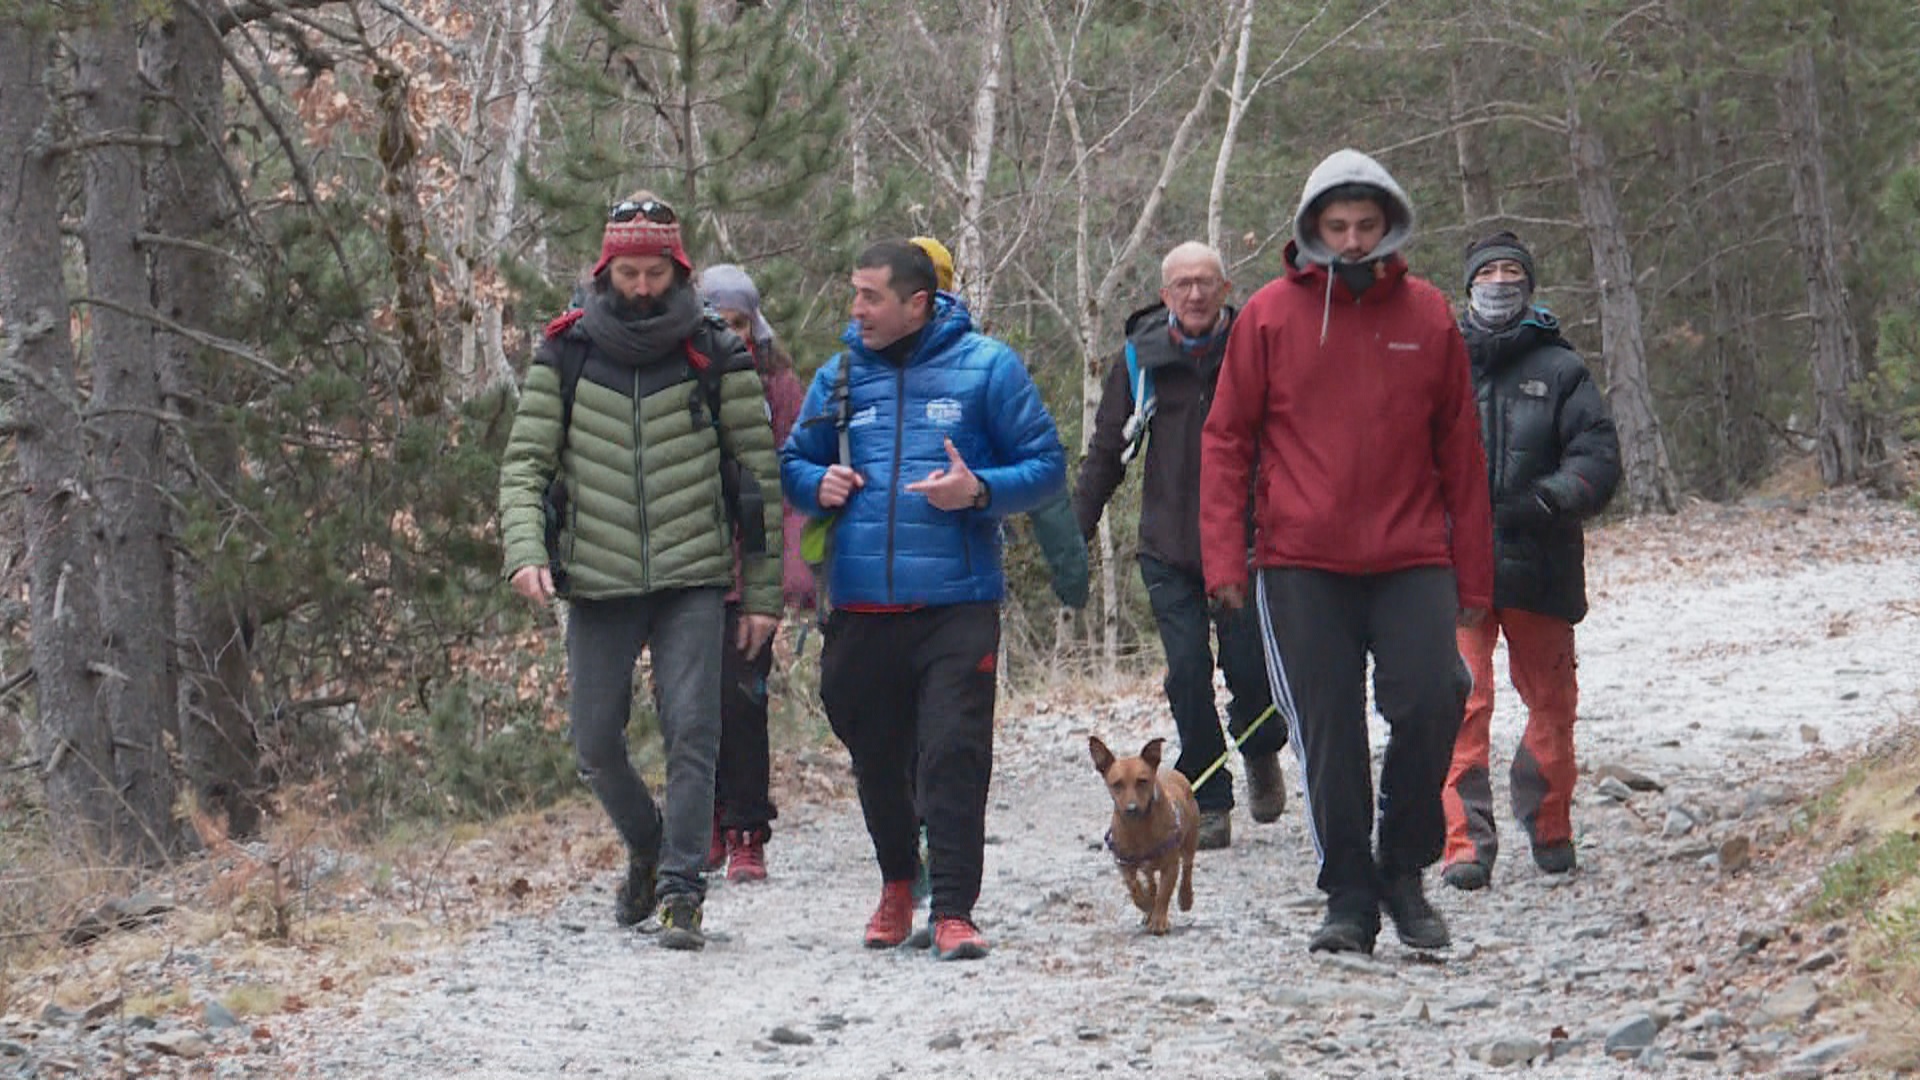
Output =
[{"x1": 609, "y1": 291, "x2": 666, "y2": 320}]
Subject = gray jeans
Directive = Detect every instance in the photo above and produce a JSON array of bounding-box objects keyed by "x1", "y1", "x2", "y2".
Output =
[{"x1": 566, "y1": 588, "x2": 723, "y2": 899}]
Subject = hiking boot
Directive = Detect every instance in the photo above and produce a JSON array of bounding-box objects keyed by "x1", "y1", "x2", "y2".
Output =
[
  {"x1": 1533, "y1": 841, "x2": 1576, "y2": 875},
  {"x1": 1441, "y1": 860, "x2": 1491, "y2": 892},
  {"x1": 725, "y1": 828, "x2": 768, "y2": 883},
  {"x1": 1196, "y1": 809, "x2": 1232, "y2": 851},
  {"x1": 614, "y1": 857, "x2": 659, "y2": 927},
  {"x1": 931, "y1": 916, "x2": 989, "y2": 961},
  {"x1": 1381, "y1": 873, "x2": 1451, "y2": 950},
  {"x1": 1245, "y1": 753, "x2": 1287, "y2": 823},
  {"x1": 704, "y1": 812, "x2": 727, "y2": 872},
  {"x1": 864, "y1": 881, "x2": 916, "y2": 949},
  {"x1": 1308, "y1": 913, "x2": 1377, "y2": 955},
  {"x1": 657, "y1": 894, "x2": 706, "y2": 951}
]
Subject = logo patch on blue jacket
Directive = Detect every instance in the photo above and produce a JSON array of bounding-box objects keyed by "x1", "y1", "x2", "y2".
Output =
[
  {"x1": 925, "y1": 398, "x2": 963, "y2": 426},
  {"x1": 848, "y1": 405, "x2": 878, "y2": 427},
  {"x1": 1519, "y1": 379, "x2": 1549, "y2": 398}
]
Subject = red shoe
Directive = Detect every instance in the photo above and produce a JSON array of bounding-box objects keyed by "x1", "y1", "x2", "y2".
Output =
[
  {"x1": 931, "y1": 916, "x2": 989, "y2": 961},
  {"x1": 863, "y1": 881, "x2": 916, "y2": 949},
  {"x1": 725, "y1": 829, "x2": 767, "y2": 883},
  {"x1": 704, "y1": 813, "x2": 726, "y2": 872}
]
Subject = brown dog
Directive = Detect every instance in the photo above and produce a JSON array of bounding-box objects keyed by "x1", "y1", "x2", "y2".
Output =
[{"x1": 1089, "y1": 736, "x2": 1199, "y2": 935}]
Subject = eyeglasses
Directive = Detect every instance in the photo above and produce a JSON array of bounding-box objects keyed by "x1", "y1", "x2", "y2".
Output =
[
  {"x1": 1164, "y1": 276, "x2": 1223, "y2": 295},
  {"x1": 609, "y1": 199, "x2": 677, "y2": 225}
]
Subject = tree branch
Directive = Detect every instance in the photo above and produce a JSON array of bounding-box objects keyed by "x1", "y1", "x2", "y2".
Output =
[
  {"x1": 68, "y1": 294, "x2": 293, "y2": 381},
  {"x1": 212, "y1": 0, "x2": 338, "y2": 34}
]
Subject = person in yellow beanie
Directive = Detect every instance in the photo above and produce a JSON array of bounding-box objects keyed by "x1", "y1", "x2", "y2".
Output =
[
  {"x1": 910, "y1": 235, "x2": 1088, "y2": 611},
  {"x1": 910, "y1": 236, "x2": 956, "y2": 292}
]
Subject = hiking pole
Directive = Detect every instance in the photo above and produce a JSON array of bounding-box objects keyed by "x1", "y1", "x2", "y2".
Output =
[{"x1": 1189, "y1": 703, "x2": 1278, "y2": 791}]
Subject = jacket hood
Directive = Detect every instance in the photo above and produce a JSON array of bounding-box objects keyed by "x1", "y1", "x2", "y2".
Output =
[
  {"x1": 1292, "y1": 148, "x2": 1416, "y2": 267},
  {"x1": 1462, "y1": 306, "x2": 1571, "y2": 373},
  {"x1": 841, "y1": 291, "x2": 975, "y2": 363},
  {"x1": 1122, "y1": 301, "x2": 1237, "y2": 369}
]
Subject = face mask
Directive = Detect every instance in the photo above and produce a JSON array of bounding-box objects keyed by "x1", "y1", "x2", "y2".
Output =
[
  {"x1": 1469, "y1": 281, "x2": 1530, "y2": 326},
  {"x1": 1334, "y1": 260, "x2": 1376, "y2": 297}
]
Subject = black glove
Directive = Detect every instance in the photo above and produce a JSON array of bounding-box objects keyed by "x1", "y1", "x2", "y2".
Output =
[{"x1": 1494, "y1": 489, "x2": 1557, "y2": 530}]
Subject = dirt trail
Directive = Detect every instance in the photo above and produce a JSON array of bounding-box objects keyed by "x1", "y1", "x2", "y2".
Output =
[{"x1": 238, "y1": 498, "x2": 1920, "y2": 1076}]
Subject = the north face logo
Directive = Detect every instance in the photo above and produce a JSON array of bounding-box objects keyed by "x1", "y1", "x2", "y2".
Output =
[{"x1": 975, "y1": 651, "x2": 997, "y2": 674}]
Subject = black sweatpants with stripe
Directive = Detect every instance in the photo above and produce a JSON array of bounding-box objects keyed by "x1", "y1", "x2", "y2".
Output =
[
  {"x1": 819, "y1": 604, "x2": 999, "y2": 923},
  {"x1": 1255, "y1": 566, "x2": 1469, "y2": 922}
]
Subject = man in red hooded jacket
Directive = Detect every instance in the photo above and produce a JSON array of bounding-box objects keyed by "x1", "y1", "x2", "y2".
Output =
[{"x1": 1200, "y1": 148, "x2": 1493, "y2": 956}]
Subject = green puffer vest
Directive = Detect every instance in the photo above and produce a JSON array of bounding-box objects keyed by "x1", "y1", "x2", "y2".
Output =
[{"x1": 498, "y1": 315, "x2": 783, "y2": 614}]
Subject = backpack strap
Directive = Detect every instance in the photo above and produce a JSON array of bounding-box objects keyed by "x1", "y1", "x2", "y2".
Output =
[
  {"x1": 1119, "y1": 339, "x2": 1154, "y2": 465},
  {"x1": 799, "y1": 352, "x2": 855, "y2": 466},
  {"x1": 685, "y1": 334, "x2": 767, "y2": 559}
]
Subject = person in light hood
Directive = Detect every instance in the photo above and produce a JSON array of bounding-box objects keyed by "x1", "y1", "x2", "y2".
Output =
[{"x1": 1199, "y1": 149, "x2": 1494, "y2": 956}]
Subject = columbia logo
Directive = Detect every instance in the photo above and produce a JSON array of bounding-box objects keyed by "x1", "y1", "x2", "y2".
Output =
[{"x1": 1387, "y1": 341, "x2": 1420, "y2": 352}]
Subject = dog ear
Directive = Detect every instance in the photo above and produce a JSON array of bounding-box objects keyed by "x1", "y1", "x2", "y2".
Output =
[
  {"x1": 1088, "y1": 735, "x2": 1115, "y2": 774},
  {"x1": 1139, "y1": 737, "x2": 1165, "y2": 770}
]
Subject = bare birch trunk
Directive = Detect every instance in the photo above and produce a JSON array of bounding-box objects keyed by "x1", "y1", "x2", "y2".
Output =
[
  {"x1": 79, "y1": 20, "x2": 179, "y2": 859},
  {"x1": 1, "y1": 24, "x2": 124, "y2": 859},
  {"x1": 1449, "y1": 56, "x2": 1496, "y2": 227},
  {"x1": 480, "y1": 0, "x2": 557, "y2": 392},
  {"x1": 1779, "y1": 44, "x2": 1872, "y2": 488},
  {"x1": 1564, "y1": 70, "x2": 1676, "y2": 513},
  {"x1": 1206, "y1": 0, "x2": 1257, "y2": 253},
  {"x1": 954, "y1": 0, "x2": 1009, "y2": 321}
]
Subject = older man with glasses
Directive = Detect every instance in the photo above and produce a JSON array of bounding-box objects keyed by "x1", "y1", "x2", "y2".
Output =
[{"x1": 1074, "y1": 241, "x2": 1287, "y2": 851}]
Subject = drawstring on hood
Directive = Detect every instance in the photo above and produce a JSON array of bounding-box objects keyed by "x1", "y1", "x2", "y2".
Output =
[{"x1": 1291, "y1": 148, "x2": 1417, "y2": 344}]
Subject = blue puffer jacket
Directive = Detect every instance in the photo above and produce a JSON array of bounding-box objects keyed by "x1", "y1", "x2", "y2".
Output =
[{"x1": 783, "y1": 295, "x2": 1066, "y2": 607}]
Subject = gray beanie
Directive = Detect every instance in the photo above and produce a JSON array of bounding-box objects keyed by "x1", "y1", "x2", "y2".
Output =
[
  {"x1": 1463, "y1": 231, "x2": 1537, "y2": 293},
  {"x1": 697, "y1": 263, "x2": 775, "y2": 348}
]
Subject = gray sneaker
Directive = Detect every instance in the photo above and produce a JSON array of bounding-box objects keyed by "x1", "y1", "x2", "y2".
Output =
[
  {"x1": 657, "y1": 894, "x2": 706, "y2": 951},
  {"x1": 1245, "y1": 753, "x2": 1286, "y2": 823},
  {"x1": 1196, "y1": 809, "x2": 1232, "y2": 851}
]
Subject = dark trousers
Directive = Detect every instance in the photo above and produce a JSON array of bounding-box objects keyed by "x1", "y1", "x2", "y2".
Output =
[
  {"x1": 716, "y1": 603, "x2": 778, "y2": 831},
  {"x1": 568, "y1": 589, "x2": 723, "y2": 899},
  {"x1": 819, "y1": 604, "x2": 999, "y2": 922},
  {"x1": 1139, "y1": 555, "x2": 1283, "y2": 812},
  {"x1": 1254, "y1": 567, "x2": 1467, "y2": 919}
]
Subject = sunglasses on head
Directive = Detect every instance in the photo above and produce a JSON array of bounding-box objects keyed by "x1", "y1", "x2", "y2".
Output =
[{"x1": 609, "y1": 199, "x2": 677, "y2": 225}]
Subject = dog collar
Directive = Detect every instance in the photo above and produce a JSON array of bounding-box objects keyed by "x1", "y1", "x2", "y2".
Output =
[{"x1": 1105, "y1": 802, "x2": 1185, "y2": 868}]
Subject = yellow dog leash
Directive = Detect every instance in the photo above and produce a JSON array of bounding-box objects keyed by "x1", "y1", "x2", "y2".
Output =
[{"x1": 1188, "y1": 704, "x2": 1278, "y2": 791}]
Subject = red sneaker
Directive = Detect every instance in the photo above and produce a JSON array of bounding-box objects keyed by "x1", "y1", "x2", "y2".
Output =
[
  {"x1": 863, "y1": 881, "x2": 916, "y2": 949},
  {"x1": 931, "y1": 916, "x2": 989, "y2": 961},
  {"x1": 704, "y1": 809, "x2": 726, "y2": 872},
  {"x1": 725, "y1": 829, "x2": 767, "y2": 883}
]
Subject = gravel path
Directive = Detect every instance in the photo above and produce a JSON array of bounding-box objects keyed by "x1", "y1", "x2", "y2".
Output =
[
  {"x1": 260, "y1": 498, "x2": 1919, "y2": 1079},
  {"x1": 12, "y1": 498, "x2": 1913, "y2": 1078}
]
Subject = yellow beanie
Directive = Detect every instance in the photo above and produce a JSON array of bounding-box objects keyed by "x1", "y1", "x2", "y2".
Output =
[{"x1": 909, "y1": 236, "x2": 955, "y2": 292}]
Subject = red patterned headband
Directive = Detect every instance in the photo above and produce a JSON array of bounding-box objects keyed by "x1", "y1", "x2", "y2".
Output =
[{"x1": 592, "y1": 218, "x2": 692, "y2": 277}]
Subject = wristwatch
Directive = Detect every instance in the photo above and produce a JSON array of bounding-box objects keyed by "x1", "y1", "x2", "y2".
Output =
[{"x1": 971, "y1": 477, "x2": 991, "y2": 510}]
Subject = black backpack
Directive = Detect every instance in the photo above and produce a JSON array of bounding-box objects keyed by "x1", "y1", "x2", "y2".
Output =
[{"x1": 541, "y1": 324, "x2": 765, "y2": 596}]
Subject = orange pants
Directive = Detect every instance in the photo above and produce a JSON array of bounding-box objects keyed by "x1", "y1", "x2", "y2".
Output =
[{"x1": 1443, "y1": 609, "x2": 1578, "y2": 870}]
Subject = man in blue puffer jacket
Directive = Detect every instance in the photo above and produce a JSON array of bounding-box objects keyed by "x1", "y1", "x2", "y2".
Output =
[{"x1": 784, "y1": 240, "x2": 1066, "y2": 960}]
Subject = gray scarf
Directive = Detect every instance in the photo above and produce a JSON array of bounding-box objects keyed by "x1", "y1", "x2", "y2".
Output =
[{"x1": 580, "y1": 282, "x2": 702, "y2": 366}]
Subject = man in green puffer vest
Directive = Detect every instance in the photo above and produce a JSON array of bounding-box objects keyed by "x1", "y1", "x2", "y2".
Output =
[{"x1": 498, "y1": 193, "x2": 783, "y2": 952}]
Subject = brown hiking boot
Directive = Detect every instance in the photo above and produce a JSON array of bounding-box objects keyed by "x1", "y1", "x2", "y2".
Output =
[
  {"x1": 1196, "y1": 809, "x2": 1231, "y2": 850},
  {"x1": 1245, "y1": 752, "x2": 1286, "y2": 823}
]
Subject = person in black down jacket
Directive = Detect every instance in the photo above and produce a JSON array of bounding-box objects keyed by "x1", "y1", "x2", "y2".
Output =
[{"x1": 1440, "y1": 232, "x2": 1621, "y2": 891}]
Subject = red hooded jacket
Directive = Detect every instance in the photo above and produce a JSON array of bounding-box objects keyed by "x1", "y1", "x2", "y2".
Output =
[{"x1": 1199, "y1": 245, "x2": 1493, "y2": 610}]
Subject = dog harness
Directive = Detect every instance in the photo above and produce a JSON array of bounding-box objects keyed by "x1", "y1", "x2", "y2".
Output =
[{"x1": 1104, "y1": 801, "x2": 1185, "y2": 868}]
